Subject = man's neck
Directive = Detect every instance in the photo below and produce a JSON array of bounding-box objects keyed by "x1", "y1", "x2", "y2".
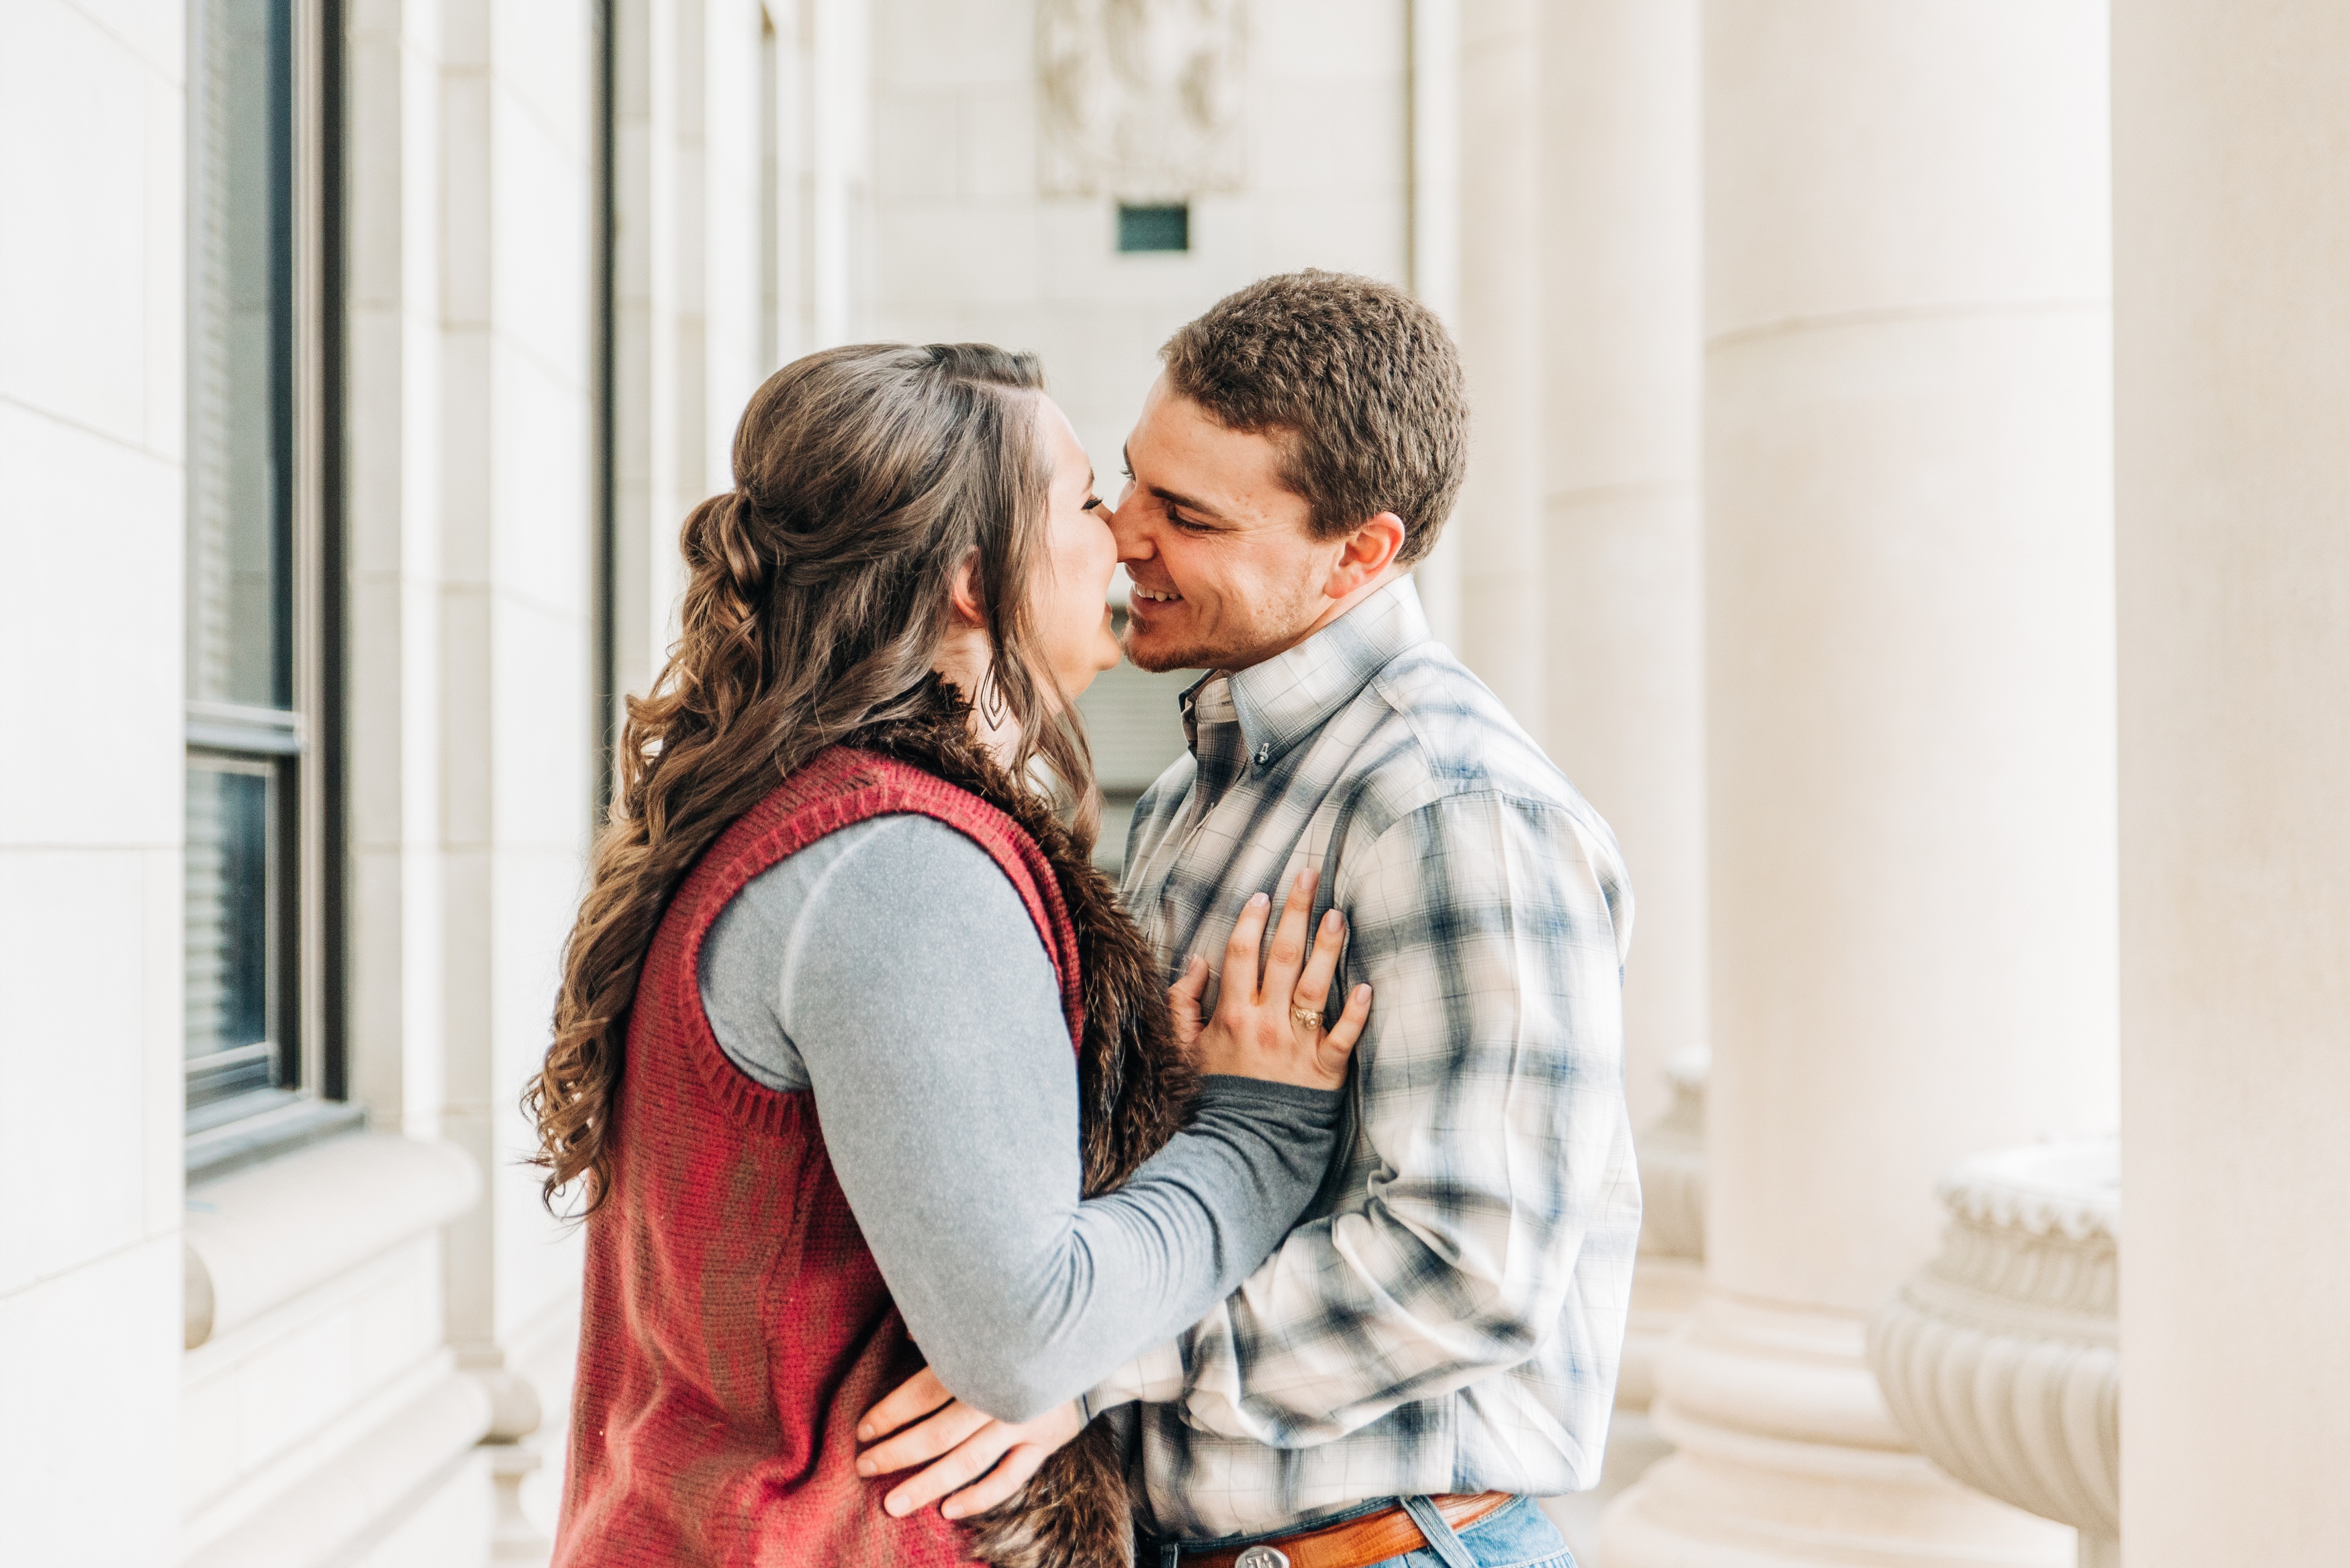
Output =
[{"x1": 1223, "y1": 565, "x2": 1405, "y2": 677}]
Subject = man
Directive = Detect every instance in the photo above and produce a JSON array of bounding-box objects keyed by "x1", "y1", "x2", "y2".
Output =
[{"x1": 872, "y1": 271, "x2": 1640, "y2": 1567}]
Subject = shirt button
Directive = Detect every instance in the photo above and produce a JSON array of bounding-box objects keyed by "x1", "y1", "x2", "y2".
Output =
[{"x1": 1254, "y1": 744, "x2": 1270, "y2": 766}]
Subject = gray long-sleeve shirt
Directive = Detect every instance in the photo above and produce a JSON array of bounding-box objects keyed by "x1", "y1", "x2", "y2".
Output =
[{"x1": 696, "y1": 812, "x2": 1340, "y2": 1423}]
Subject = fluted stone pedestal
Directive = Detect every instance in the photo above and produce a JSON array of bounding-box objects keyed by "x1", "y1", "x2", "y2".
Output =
[{"x1": 1870, "y1": 1144, "x2": 2118, "y2": 1568}]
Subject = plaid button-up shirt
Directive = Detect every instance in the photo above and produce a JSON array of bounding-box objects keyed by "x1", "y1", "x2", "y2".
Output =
[{"x1": 1092, "y1": 577, "x2": 1642, "y2": 1540}]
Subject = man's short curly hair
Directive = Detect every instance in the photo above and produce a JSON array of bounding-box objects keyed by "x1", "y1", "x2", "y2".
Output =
[{"x1": 1160, "y1": 269, "x2": 1468, "y2": 567}]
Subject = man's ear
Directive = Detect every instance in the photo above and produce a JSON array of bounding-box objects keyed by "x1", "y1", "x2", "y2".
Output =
[
  {"x1": 1323, "y1": 512, "x2": 1407, "y2": 599},
  {"x1": 946, "y1": 549, "x2": 986, "y2": 628}
]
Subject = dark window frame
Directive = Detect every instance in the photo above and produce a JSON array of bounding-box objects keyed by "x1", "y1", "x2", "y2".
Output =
[{"x1": 183, "y1": 0, "x2": 351, "y2": 1174}]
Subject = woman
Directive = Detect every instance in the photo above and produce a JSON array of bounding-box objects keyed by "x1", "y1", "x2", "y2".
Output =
[{"x1": 530, "y1": 342, "x2": 1370, "y2": 1568}]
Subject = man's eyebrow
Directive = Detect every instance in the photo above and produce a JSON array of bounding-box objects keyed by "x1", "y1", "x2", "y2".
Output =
[
  {"x1": 1149, "y1": 483, "x2": 1235, "y2": 525},
  {"x1": 1123, "y1": 443, "x2": 1236, "y2": 524}
]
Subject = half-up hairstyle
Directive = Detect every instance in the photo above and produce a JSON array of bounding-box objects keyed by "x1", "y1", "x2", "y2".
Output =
[{"x1": 529, "y1": 342, "x2": 1095, "y2": 1212}]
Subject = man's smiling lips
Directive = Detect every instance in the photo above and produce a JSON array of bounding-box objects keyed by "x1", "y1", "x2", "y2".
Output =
[{"x1": 1129, "y1": 583, "x2": 1183, "y2": 605}]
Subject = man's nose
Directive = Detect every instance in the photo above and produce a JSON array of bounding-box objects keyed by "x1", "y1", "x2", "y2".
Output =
[{"x1": 1108, "y1": 497, "x2": 1154, "y2": 562}]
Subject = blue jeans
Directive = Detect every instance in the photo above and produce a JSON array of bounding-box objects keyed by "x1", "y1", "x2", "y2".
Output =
[{"x1": 1151, "y1": 1496, "x2": 1574, "y2": 1568}]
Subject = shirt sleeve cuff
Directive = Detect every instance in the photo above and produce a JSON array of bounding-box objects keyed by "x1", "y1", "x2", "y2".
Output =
[{"x1": 1079, "y1": 1336, "x2": 1187, "y2": 1420}]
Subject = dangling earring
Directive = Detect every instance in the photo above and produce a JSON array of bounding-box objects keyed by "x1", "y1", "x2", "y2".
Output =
[{"x1": 977, "y1": 662, "x2": 1010, "y2": 730}]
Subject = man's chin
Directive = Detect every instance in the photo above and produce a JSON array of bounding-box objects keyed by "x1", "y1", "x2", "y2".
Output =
[
  {"x1": 1123, "y1": 639, "x2": 1203, "y2": 675},
  {"x1": 1123, "y1": 628, "x2": 1217, "y2": 675}
]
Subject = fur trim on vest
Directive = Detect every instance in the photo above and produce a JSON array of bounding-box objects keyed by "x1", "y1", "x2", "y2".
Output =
[{"x1": 848, "y1": 701, "x2": 1193, "y2": 1568}]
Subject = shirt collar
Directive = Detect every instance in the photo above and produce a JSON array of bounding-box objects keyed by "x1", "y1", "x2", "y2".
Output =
[{"x1": 1180, "y1": 575, "x2": 1431, "y2": 773}]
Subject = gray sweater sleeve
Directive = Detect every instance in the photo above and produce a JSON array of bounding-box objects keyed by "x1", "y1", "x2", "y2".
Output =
[{"x1": 697, "y1": 813, "x2": 1342, "y2": 1423}]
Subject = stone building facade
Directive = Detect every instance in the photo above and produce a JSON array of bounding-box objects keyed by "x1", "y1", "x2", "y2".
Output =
[{"x1": 0, "y1": 3, "x2": 2342, "y2": 1566}]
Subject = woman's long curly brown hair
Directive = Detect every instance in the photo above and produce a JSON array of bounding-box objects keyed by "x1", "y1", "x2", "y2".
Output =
[{"x1": 528, "y1": 342, "x2": 1097, "y2": 1212}]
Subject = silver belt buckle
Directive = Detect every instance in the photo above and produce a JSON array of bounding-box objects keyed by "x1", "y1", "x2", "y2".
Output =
[{"x1": 1233, "y1": 1548, "x2": 1291, "y2": 1568}]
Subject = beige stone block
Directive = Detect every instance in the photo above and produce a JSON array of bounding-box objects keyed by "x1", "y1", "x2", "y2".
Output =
[
  {"x1": 1250, "y1": 75, "x2": 1409, "y2": 196},
  {"x1": 346, "y1": 26, "x2": 413, "y2": 312},
  {"x1": 489, "y1": 2, "x2": 590, "y2": 156},
  {"x1": 876, "y1": 86, "x2": 960, "y2": 198},
  {"x1": 442, "y1": 70, "x2": 494, "y2": 330},
  {"x1": 140, "y1": 59, "x2": 185, "y2": 460},
  {"x1": 489, "y1": 91, "x2": 593, "y2": 391},
  {"x1": 181, "y1": 1366, "x2": 242, "y2": 1510},
  {"x1": 346, "y1": 1448, "x2": 493, "y2": 1568},
  {"x1": 140, "y1": 844, "x2": 185, "y2": 1236},
  {"x1": 0, "y1": 0, "x2": 150, "y2": 444},
  {"x1": 0, "y1": 848, "x2": 153, "y2": 1293},
  {"x1": 1254, "y1": 0, "x2": 1406, "y2": 80},
  {"x1": 955, "y1": 83, "x2": 1037, "y2": 200},
  {"x1": 349, "y1": 574, "x2": 411, "y2": 845},
  {"x1": 348, "y1": 309, "x2": 414, "y2": 577},
  {"x1": 488, "y1": 604, "x2": 592, "y2": 848},
  {"x1": 0, "y1": 403, "x2": 183, "y2": 849},
  {"x1": 878, "y1": 198, "x2": 1041, "y2": 307},
  {"x1": 0, "y1": 1236, "x2": 180, "y2": 1563},
  {"x1": 872, "y1": 0, "x2": 1029, "y2": 89},
  {"x1": 485, "y1": 346, "x2": 592, "y2": 607},
  {"x1": 65, "y1": 0, "x2": 185, "y2": 81},
  {"x1": 1248, "y1": 191, "x2": 1409, "y2": 285},
  {"x1": 346, "y1": 846, "x2": 415, "y2": 1124},
  {"x1": 438, "y1": 587, "x2": 496, "y2": 848}
]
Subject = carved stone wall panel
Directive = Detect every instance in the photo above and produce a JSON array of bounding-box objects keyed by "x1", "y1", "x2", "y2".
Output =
[{"x1": 1039, "y1": 0, "x2": 1247, "y2": 199}]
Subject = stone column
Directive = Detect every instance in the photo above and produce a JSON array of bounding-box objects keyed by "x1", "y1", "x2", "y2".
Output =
[
  {"x1": 1603, "y1": 4, "x2": 2118, "y2": 1563},
  {"x1": 1448, "y1": 0, "x2": 1542, "y2": 728},
  {"x1": 1532, "y1": 0, "x2": 1703, "y2": 1132},
  {"x1": 2112, "y1": 3, "x2": 2350, "y2": 1561},
  {"x1": 1405, "y1": 0, "x2": 1463, "y2": 652}
]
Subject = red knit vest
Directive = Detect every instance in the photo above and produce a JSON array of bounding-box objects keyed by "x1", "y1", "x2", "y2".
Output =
[{"x1": 552, "y1": 747, "x2": 1084, "y2": 1568}]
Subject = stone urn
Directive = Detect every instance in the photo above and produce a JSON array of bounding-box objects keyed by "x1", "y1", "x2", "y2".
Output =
[{"x1": 1868, "y1": 1140, "x2": 2119, "y2": 1568}]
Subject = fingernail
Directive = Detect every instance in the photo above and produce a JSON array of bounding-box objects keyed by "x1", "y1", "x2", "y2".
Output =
[
  {"x1": 1249, "y1": 892, "x2": 1268, "y2": 908},
  {"x1": 887, "y1": 1496, "x2": 910, "y2": 1517},
  {"x1": 942, "y1": 1504, "x2": 963, "y2": 1520},
  {"x1": 855, "y1": 1424, "x2": 872, "y2": 1440},
  {"x1": 1354, "y1": 984, "x2": 1370, "y2": 1000},
  {"x1": 856, "y1": 1458, "x2": 875, "y2": 1476}
]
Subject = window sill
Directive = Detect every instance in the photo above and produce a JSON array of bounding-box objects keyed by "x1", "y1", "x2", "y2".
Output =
[
  {"x1": 185, "y1": 1095, "x2": 367, "y2": 1183},
  {"x1": 184, "y1": 1132, "x2": 483, "y2": 1349}
]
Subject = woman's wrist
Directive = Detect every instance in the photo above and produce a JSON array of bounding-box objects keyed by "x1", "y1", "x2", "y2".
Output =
[{"x1": 1195, "y1": 1073, "x2": 1345, "y2": 1112}]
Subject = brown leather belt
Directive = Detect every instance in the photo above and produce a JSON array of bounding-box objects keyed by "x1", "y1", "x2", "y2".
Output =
[{"x1": 1177, "y1": 1492, "x2": 1515, "y2": 1568}]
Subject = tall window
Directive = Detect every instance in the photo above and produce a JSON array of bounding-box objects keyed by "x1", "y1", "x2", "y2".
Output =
[{"x1": 186, "y1": 0, "x2": 343, "y2": 1153}]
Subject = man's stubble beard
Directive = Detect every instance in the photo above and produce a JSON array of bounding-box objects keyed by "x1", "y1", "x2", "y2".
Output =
[
  {"x1": 1122, "y1": 627, "x2": 1216, "y2": 675},
  {"x1": 1122, "y1": 617, "x2": 1278, "y2": 677},
  {"x1": 1122, "y1": 583, "x2": 1318, "y2": 676}
]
